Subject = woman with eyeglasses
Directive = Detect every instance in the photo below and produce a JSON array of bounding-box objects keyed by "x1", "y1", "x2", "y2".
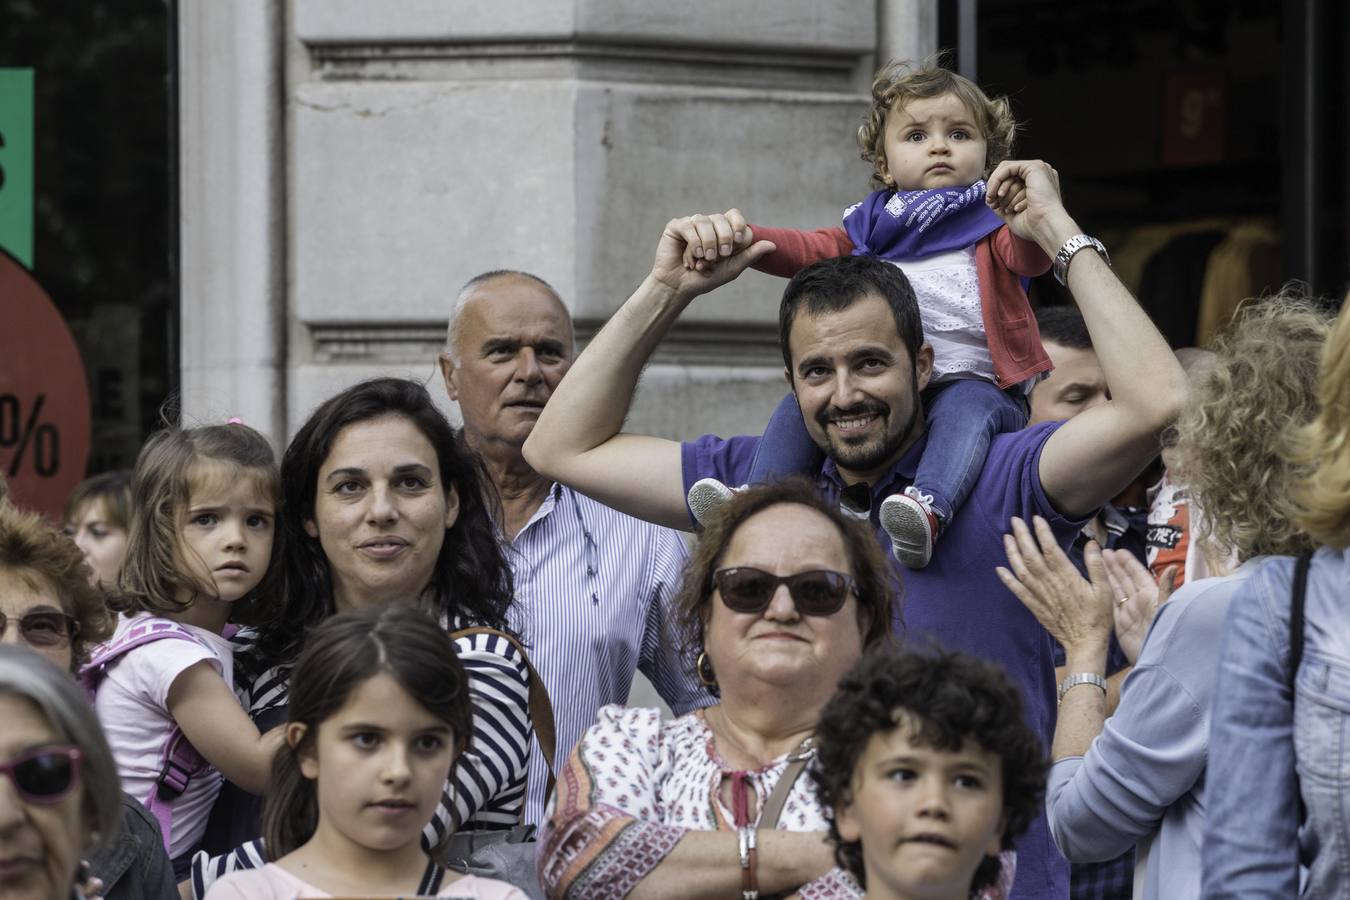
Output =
[
  {"x1": 0, "y1": 500, "x2": 177, "y2": 899},
  {"x1": 0, "y1": 644, "x2": 123, "y2": 900},
  {"x1": 538, "y1": 479, "x2": 897, "y2": 899}
]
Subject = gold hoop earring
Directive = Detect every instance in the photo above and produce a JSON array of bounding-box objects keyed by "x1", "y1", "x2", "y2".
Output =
[{"x1": 696, "y1": 651, "x2": 717, "y2": 688}]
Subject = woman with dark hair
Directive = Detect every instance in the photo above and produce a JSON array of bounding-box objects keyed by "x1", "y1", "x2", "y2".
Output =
[
  {"x1": 261, "y1": 377, "x2": 513, "y2": 663},
  {"x1": 191, "y1": 378, "x2": 530, "y2": 896},
  {"x1": 539, "y1": 479, "x2": 907, "y2": 899}
]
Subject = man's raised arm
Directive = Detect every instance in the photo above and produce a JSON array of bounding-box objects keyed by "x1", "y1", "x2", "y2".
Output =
[
  {"x1": 987, "y1": 160, "x2": 1188, "y2": 519},
  {"x1": 522, "y1": 212, "x2": 774, "y2": 531}
]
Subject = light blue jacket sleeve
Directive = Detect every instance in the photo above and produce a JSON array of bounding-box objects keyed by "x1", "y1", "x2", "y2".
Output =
[
  {"x1": 1046, "y1": 665, "x2": 1206, "y2": 861},
  {"x1": 1044, "y1": 582, "x2": 1220, "y2": 863},
  {"x1": 1200, "y1": 562, "x2": 1301, "y2": 898}
]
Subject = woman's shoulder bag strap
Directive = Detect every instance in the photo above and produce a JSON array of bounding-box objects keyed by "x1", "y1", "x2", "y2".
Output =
[
  {"x1": 759, "y1": 740, "x2": 814, "y2": 829},
  {"x1": 451, "y1": 626, "x2": 557, "y2": 801},
  {"x1": 1289, "y1": 549, "x2": 1314, "y2": 826},
  {"x1": 1290, "y1": 550, "x2": 1312, "y2": 683}
]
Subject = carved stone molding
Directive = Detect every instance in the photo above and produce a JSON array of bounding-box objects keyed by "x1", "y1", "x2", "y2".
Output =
[
  {"x1": 305, "y1": 40, "x2": 865, "y2": 93},
  {"x1": 305, "y1": 319, "x2": 782, "y2": 369}
]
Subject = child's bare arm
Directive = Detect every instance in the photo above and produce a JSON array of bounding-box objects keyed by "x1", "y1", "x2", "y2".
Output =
[{"x1": 167, "y1": 661, "x2": 286, "y2": 795}]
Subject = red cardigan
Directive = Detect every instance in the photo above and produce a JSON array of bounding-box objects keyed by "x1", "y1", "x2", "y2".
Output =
[{"x1": 750, "y1": 223, "x2": 1054, "y2": 389}]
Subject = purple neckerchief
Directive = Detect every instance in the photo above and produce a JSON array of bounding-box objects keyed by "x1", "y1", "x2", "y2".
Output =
[{"x1": 843, "y1": 181, "x2": 1003, "y2": 261}]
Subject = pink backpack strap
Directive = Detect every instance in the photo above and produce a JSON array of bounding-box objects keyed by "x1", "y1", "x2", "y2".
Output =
[
  {"x1": 79, "y1": 617, "x2": 214, "y2": 851},
  {"x1": 79, "y1": 617, "x2": 210, "y2": 694},
  {"x1": 146, "y1": 728, "x2": 207, "y2": 849}
]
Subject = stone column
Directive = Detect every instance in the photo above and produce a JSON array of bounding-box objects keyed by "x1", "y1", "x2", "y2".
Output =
[{"x1": 177, "y1": 1, "x2": 286, "y2": 444}]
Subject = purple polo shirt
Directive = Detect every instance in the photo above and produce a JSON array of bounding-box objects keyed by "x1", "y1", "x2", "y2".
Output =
[{"x1": 682, "y1": 422, "x2": 1081, "y2": 900}]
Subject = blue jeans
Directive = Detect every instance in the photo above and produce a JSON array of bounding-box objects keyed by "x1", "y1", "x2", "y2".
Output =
[
  {"x1": 918, "y1": 379, "x2": 1028, "y2": 524},
  {"x1": 749, "y1": 379, "x2": 1028, "y2": 526}
]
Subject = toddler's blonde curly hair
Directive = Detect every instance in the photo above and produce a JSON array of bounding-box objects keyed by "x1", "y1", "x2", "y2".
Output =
[{"x1": 858, "y1": 57, "x2": 1018, "y2": 189}]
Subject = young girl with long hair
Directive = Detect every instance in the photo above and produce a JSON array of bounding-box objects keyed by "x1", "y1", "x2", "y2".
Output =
[
  {"x1": 204, "y1": 607, "x2": 527, "y2": 898},
  {"x1": 86, "y1": 422, "x2": 286, "y2": 877}
]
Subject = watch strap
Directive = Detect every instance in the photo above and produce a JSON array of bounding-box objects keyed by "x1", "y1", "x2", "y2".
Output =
[
  {"x1": 1057, "y1": 671, "x2": 1107, "y2": 705},
  {"x1": 1053, "y1": 234, "x2": 1110, "y2": 284}
]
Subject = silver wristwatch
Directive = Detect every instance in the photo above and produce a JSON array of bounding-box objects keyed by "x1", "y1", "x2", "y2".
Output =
[
  {"x1": 1052, "y1": 234, "x2": 1110, "y2": 285},
  {"x1": 1057, "y1": 671, "x2": 1107, "y2": 705}
]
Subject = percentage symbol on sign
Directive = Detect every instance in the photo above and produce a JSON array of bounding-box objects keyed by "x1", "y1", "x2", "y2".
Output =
[{"x1": 0, "y1": 393, "x2": 61, "y2": 478}]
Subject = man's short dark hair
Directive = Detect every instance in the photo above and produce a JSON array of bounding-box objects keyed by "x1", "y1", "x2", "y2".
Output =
[
  {"x1": 778, "y1": 256, "x2": 924, "y2": 372},
  {"x1": 1034, "y1": 305, "x2": 1094, "y2": 351},
  {"x1": 812, "y1": 647, "x2": 1048, "y2": 893}
]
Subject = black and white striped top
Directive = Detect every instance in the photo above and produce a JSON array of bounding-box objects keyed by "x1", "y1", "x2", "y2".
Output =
[{"x1": 189, "y1": 625, "x2": 531, "y2": 898}]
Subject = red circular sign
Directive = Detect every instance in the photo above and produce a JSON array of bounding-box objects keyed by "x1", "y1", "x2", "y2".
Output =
[{"x1": 0, "y1": 250, "x2": 92, "y2": 521}]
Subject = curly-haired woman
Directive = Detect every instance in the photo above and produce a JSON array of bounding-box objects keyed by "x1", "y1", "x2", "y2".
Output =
[
  {"x1": 997, "y1": 295, "x2": 1331, "y2": 899},
  {"x1": 1202, "y1": 293, "x2": 1350, "y2": 898}
]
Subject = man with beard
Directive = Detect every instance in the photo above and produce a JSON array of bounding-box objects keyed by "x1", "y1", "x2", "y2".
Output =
[{"x1": 523, "y1": 160, "x2": 1186, "y2": 899}]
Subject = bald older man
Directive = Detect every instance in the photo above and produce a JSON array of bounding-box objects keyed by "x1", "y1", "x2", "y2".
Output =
[{"x1": 439, "y1": 270, "x2": 711, "y2": 826}]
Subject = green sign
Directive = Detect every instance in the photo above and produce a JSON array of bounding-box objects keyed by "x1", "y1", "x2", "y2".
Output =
[{"x1": 0, "y1": 69, "x2": 34, "y2": 269}]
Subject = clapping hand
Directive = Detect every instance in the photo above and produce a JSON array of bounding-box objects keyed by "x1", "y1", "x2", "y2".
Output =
[
  {"x1": 1105, "y1": 551, "x2": 1178, "y2": 665},
  {"x1": 995, "y1": 515, "x2": 1113, "y2": 652}
]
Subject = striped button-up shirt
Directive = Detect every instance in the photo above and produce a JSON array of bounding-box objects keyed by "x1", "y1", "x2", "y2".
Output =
[{"x1": 506, "y1": 483, "x2": 713, "y2": 825}]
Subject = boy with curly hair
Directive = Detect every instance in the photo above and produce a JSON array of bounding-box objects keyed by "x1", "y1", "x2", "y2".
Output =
[
  {"x1": 811, "y1": 648, "x2": 1048, "y2": 900},
  {"x1": 687, "y1": 58, "x2": 1055, "y2": 570}
]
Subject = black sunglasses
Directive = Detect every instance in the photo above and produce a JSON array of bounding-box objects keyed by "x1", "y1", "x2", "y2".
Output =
[
  {"x1": 0, "y1": 610, "x2": 79, "y2": 649},
  {"x1": 0, "y1": 746, "x2": 84, "y2": 805},
  {"x1": 712, "y1": 567, "x2": 855, "y2": 617}
]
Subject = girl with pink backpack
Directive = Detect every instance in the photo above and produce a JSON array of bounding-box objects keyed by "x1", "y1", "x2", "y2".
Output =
[{"x1": 83, "y1": 422, "x2": 285, "y2": 879}]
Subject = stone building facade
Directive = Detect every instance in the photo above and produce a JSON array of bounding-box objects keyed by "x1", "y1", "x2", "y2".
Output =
[{"x1": 177, "y1": 1, "x2": 938, "y2": 446}]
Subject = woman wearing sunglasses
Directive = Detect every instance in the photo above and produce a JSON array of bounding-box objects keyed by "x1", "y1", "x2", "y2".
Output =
[
  {"x1": 0, "y1": 501, "x2": 176, "y2": 899},
  {"x1": 538, "y1": 479, "x2": 896, "y2": 899},
  {"x1": 0, "y1": 644, "x2": 123, "y2": 900}
]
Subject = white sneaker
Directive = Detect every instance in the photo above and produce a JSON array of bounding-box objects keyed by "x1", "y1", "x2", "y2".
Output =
[
  {"x1": 687, "y1": 478, "x2": 738, "y2": 527},
  {"x1": 879, "y1": 486, "x2": 939, "y2": 569}
]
